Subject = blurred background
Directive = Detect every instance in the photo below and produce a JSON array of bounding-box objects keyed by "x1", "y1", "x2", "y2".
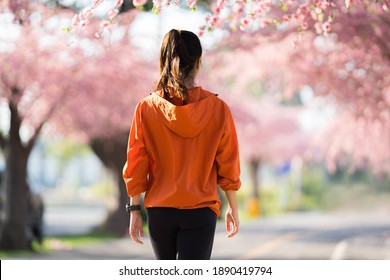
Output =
[{"x1": 0, "y1": 0, "x2": 389, "y2": 259}]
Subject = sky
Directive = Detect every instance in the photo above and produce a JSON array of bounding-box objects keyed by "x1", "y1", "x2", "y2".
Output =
[
  {"x1": 129, "y1": 6, "x2": 226, "y2": 56},
  {"x1": 55, "y1": 0, "x2": 226, "y2": 55}
]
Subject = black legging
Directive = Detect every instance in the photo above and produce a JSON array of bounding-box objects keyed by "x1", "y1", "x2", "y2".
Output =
[{"x1": 147, "y1": 207, "x2": 217, "y2": 260}]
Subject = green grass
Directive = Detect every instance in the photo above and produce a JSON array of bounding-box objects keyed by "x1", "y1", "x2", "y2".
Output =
[
  {"x1": 44, "y1": 231, "x2": 119, "y2": 248},
  {"x1": 0, "y1": 231, "x2": 119, "y2": 259},
  {"x1": 0, "y1": 249, "x2": 33, "y2": 259}
]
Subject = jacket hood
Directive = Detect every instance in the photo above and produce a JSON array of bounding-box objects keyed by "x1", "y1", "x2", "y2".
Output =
[{"x1": 150, "y1": 87, "x2": 217, "y2": 138}]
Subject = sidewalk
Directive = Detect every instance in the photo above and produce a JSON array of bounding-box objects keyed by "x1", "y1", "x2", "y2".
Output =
[
  {"x1": 13, "y1": 222, "x2": 239, "y2": 260},
  {"x1": 9, "y1": 207, "x2": 390, "y2": 260}
]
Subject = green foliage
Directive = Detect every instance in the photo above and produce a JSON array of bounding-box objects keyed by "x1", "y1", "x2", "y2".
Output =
[
  {"x1": 283, "y1": 165, "x2": 326, "y2": 212},
  {"x1": 320, "y1": 183, "x2": 390, "y2": 211},
  {"x1": 273, "y1": 19, "x2": 281, "y2": 26},
  {"x1": 0, "y1": 249, "x2": 30, "y2": 259},
  {"x1": 61, "y1": 27, "x2": 71, "y2": 33},
  {"x1": 0, "y1": 231, "x2": 119, "y2": 259},
  {"x1": 46, "y1": 139, "x2": 91, "y2": 162},
  {"x1": 89, "y1": 181, "x2": 114, "y2": 198},
  {"x1": 248, "y1": 82, "x2": 264, "y2": 97},
  {"x1": 288, "y1": 164, "x2": 390, "y2": 212},
  {"x1": 299, "y1": 167, "x2": 326, "y2": 210},
  {"x1": 280, "y1": 2, "x2": 289, "y2": 11},
  {"x1": 260, "y1": 188, "x2": 283, "y2": 216},
  {"x1": 239, "y1": 187, "x2": 283, "y2": 220},
  {"x1": 44, "y1": 231, "x2": 119, "y2": 248}
]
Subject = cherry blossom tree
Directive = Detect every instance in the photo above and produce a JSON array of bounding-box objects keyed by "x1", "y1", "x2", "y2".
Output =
[
  {"x1": 287, "y1": 36, "x2": 390, "y2": 173},
  {"x1": 233, "y1": 98, "x2": 308, "y2": 216},
  {"x1": 1, "y1": 2, "x2": 157, "y2": 244},
  {"x1": 48, "y1": 22, "x2": 157, "y2": 234},
  {"x1": 279, "y1": 2, "x2": 390, "y2": 174},
  {"x1": 197, "y1": 42, "x2": 309, "y2": 216},
  {"x1": 198, "y1": 0, "x2": 390, "y2": 175},
  {"x1": 0, "y1": 5, "x2": 81, "y2": 249}
]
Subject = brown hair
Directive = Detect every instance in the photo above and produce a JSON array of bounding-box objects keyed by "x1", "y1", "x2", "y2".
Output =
[{"x1": 156, "y1": 29, "x2": 202, "y2": 105}]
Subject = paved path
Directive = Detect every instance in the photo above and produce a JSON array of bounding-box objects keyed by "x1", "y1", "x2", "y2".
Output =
[{"x1": 10, "y1": 207, "x2": 390, "y2": 260}]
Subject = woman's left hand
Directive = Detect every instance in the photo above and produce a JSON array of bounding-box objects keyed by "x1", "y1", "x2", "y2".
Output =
[{"x1": 129, "y1": 211, "x2": 144, "y2": 244}]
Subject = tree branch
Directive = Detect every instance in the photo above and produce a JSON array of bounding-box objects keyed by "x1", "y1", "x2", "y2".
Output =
[
  {"x1": 0, "y1": 130, "x2": 7, "y2": 151},
  {"x1": 377, "y1": 14, "x2": 390, "y2": 61},
  {"x1": 26, "y1": 88, "x2": 69, "y2": 153}
]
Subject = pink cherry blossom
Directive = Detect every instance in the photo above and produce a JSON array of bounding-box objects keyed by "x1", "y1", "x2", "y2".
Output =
[
  {"x1": 108, "y1": 8, "x2": 119, "y2": 20},
  {"x1": 319, "y1": 1, "x2": 330, "y2": 10},
  {"x1": 92, "y1": 0, "x2": 105, "y2": 8},
  {"x1": 101, "y1": 20, "x2": 111, "y2": 29},
  {"x1": 240, "y1": 18, "x2": 250, "y2": 28},
  {"x1": 186, "y1": 0, "x2": 197, "y2": 10},
  {"x1": 322, "y1": 21, "x2": 331, "y2": 32},
  {"x1": 314, "y1": 22, "x2": 323, "y2": 34},
  {"x1": 345, "y1": 0, "x2": 353, "y2": 9},
  {"x1": 301, "y1": 21, "x2": 309, "y2": 30},
  {"x1": 133, "y1": 0, "x2": 148, "y2": 6},
  {"x1": 65, "y1": 0, "x2": 390, "y2": 40}
]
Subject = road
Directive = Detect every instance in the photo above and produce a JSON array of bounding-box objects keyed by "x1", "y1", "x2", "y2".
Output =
[{"x1": 10, "y1": 205, "x2": 390, "y2": 260}]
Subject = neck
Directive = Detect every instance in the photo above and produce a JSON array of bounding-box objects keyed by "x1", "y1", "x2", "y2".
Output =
[
  {"x1": 183, "y1": 69, "x2": 196, "y2": 89},
  {"x1": 184, "y1": 80, "x2": 196, "y2": 89}
]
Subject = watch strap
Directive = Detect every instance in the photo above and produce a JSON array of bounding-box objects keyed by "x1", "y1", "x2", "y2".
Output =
[{"x1": 126, "y1": 203, "x2": 141, "y2": 212}]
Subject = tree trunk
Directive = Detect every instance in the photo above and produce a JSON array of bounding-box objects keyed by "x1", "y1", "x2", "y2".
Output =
[
  {"x1": 248, "y1": 158, "x2": 261, "y2": 217},
  {"x1": 249, "y1": 158, "x2": 260, "y2": 199},
  {"x1": 89, "y1": 132, "x2": 129, "y2": 235},
  {"x1": 0, "y1": 102, "x2": 32, "y2": 250}
]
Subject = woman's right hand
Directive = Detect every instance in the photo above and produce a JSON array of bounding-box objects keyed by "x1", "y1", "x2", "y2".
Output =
[
  {"x1": 129, "y1": 211, "x2": 144, "y2": 244},
  {"x1": 225, "y1": 206, "x2": 240, "y2": 238},
  {"x1": 224, "y1": 190, "x2": 240, "y2": 238}
]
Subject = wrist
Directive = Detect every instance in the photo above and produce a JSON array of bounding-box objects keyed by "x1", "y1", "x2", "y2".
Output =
[{"x1": 125, "y1": 203, "x2": 141, "y2": 212}]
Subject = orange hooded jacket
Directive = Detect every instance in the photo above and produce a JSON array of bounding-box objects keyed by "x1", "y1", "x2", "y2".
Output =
[{"x1": 122, "y1": 87, "x2": 241, "y2": 217}]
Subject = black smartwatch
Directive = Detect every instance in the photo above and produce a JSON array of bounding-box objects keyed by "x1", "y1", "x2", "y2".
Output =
[{"x1": 126, "y1": 203, "x2": 141, "y2": 212}]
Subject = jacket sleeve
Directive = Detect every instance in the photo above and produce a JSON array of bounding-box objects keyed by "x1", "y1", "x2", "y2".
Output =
[
  {"x1": 122, "y1": 103, "x2": 149, "y2": 196},
  {"x1": 215, "y1": 104, "x2": 241, "y2": 191}
]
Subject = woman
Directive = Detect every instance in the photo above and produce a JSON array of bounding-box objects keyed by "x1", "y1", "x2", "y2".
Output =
[{"x1": 123, "y1": 29, "x2": 241, "y2": 260}]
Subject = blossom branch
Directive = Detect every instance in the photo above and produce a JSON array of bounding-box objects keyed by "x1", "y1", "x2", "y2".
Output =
[{"x1": 67, "y1": 0, "x2": 390, "y2": 39}]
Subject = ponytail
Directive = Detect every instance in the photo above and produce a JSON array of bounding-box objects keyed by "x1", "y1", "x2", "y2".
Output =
[{"x1": 156, "y1": 29, "x2": 202, "y2": 105}]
